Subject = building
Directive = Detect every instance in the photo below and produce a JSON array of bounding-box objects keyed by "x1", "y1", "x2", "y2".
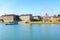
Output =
[
  {"x1": 19, "y1": 14, "x2": 32, "y2": 22},
  {"x1": 0, "y1": 16, "x2": 3, "y2": 22},
  {"x1": 49, "y1": 15, "x2": 60, "y2": 22},
  {"x1": 2, "y1": 14, "x2": 19, "y2": 22},
  {"x1": 42, "y1": 13, "x2": 50, "y2": 22},
  {"x1": 50, "y1": 16, "x2": 58, "y2": 22},
  {"x1": 32, "y1": 16, "x2": 42, "y2": 21},
  {"x1": 57, "y1": 15, "x2": 60, "y2": 21}
]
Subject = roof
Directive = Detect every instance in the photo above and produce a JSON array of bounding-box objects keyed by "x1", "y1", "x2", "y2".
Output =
[
  {"x1": 49, "y1": 14, "x2": 60, "y2": 18},
  {"x1": 20, "y1": 14, "x2": 32, "y2": 16},
  {"x1": 33, "y1": 16, "x2": 40, "y2": 17},
  {"x1": 2, "y1": 14, "x2": 18, "y2": 16}
]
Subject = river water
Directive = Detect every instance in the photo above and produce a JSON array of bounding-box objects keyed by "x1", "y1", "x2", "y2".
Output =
[{"x1": 0, "y1": 23, "x2": 60, "y2": 40}]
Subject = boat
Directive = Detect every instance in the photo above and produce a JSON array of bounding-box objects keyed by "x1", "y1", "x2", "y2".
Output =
[{"x1": 5, "y1": 22, "x2": 18, "y2": 25}]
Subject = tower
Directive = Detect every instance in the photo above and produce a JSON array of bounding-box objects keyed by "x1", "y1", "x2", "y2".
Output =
[{"x1": 45, "y1": 13, "x2": 48, "y2": 17}]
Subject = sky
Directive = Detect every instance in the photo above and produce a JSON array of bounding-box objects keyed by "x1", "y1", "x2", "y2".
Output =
[{"x1": 0, "y1": 0, "x2": 60, "y2": 16}]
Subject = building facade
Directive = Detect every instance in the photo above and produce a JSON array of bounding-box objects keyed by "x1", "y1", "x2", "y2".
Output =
[
  {"x1": 42, "y1": 13, "x2": 50, "y2": 22},
  {"x1": 2, "y1": 14, "x2": 19, "y2": 22},
  {"x1": 0, "y1": 16, "x2": 3, "y2": 22},
  {"x1": 50, "y1": 16, "x2": 58, "y2": 22},
  {"x1": 32, "y1": 16, "x2": 42, "y2": 21},
  {"x1": 51, "y1": 15, "x2": 60, "y2": 22},
  {"x1": 19, "y1": 14, "x2": 32, "y2": 22}
]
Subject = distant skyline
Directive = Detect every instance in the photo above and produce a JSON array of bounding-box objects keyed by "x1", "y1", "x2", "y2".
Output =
[{"x1": 0, "y1": 0, "x2": 60, "y2": 16}]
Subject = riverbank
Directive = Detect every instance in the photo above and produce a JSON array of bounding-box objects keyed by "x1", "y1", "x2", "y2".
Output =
[
  {"x1": 30, "y1": 21, "x2": 60, "y2": 24},
  {"x1": 0, "y1": 21, "x2": 60, "y2": 24}
]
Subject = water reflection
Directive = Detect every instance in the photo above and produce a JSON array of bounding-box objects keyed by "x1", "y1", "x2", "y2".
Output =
[{"x1": 0, "y1": 23, "x2": 60, "y2": 40}]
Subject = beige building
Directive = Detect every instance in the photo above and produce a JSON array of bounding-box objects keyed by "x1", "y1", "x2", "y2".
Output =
[
  {"x1": 50, "y1": 15, "x2": 60, "y2": 22},
  {"x1": 0, "y1": 16, "x2": 3, "y2": 22},
  {"x1": 19, "y1": 14, "x2": 32, "y2": 22},
  {"x1": 2, "y1": 14, "x2": 19, "y2": 22},
  {"x1": 42, "y1": 13, "x2": 50, "y2": 22},
  {"x1": 42, "y1": 15, "x2": 59, "y2": 22},
  {"x1": 50, "y1": 16, "x2": 58, "y2": 22},
  {"x1": 0, "y1": 16, "x2": 2, "y2": 19}
]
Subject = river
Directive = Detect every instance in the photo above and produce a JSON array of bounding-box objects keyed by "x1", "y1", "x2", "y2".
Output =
[{"x1": 0, "y1": 23, "x2": 60, "y2": 40}]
